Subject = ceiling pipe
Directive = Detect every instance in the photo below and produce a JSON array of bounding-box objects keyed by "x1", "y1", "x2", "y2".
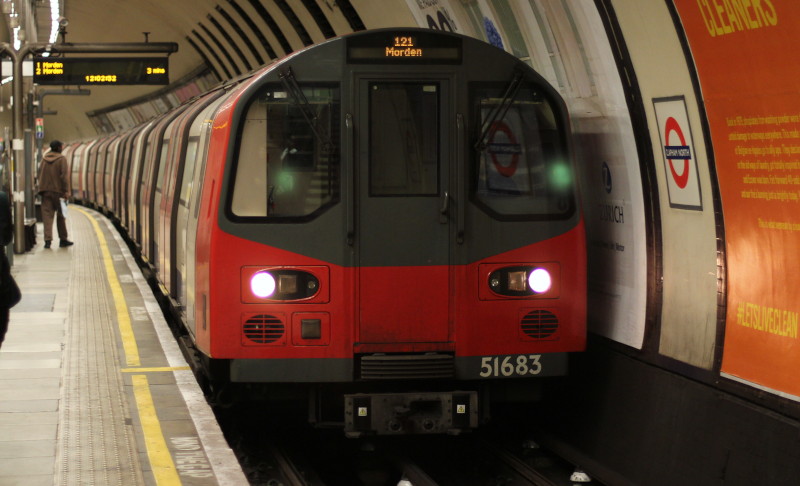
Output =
[{"x1": 34, "y1": 42, "x2": 179, "y2": 55}]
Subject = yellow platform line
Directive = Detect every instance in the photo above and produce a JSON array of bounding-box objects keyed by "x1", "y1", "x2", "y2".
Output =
[
  {"x1": 132, "y1": 374, "x2": 182, "y2": 485},
  {"x1": 122, "y1": 366, "x2": 191, "y2": 373},
  {"x1": 76, "y1": 206, "x2": 141, "y2": 367}
]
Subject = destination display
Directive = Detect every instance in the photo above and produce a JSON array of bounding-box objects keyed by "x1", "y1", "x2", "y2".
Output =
[
  {"x1": 33, "y1": 57, "x2": 169, "y2": 85},
  {"x1": 347, "y1": 31, "x2": 462, "y2": 64}
]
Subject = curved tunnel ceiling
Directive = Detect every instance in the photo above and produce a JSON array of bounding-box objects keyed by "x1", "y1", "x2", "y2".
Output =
[{"x1": 3, "y1": 0, "x2": 381, "y2": 140}]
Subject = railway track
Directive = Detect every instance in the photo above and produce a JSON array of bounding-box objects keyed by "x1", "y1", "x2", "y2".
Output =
[{"x1": 214, "y1": 400, "x2": 599, "y2": 486}]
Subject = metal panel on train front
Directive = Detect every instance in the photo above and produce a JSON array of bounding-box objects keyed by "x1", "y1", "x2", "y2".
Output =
[{"x1": 356, "y1": 77, "x2": 451, "y2": 344}]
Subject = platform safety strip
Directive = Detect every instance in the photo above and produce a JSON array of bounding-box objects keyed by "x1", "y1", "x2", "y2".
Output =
[
  {"x1": 79, "y1": 207, "x2": 141, "y2": 367},
  {"x1": 76, "y1": 206, "x2": 182, "y2": 485}
]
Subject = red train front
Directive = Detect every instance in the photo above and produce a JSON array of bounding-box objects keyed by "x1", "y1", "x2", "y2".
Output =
[
  {"x1": 66, "y1": 28, "x2": 586, "y2": 436},
  {"x1": 190, "y1": 30, "x2": 586, "y2": 435}
]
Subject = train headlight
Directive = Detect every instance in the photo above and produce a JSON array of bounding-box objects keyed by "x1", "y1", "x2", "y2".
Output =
[
  {"x1": 528, "y1": 268, "x2": 552, "y2": 293},
  {"x1": 251, "y1": 271, "x2": 276, "y2": 298},
  {"x1": 486, "y1": 264, "x2": 558, "y2": 298},
  {"x1": 244, "y1": 268, "x2": 322, "y2": 302}
]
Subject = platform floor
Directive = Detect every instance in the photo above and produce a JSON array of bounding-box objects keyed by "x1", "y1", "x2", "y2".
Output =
[{"x1": 0, "y1": 207, "x2": 247, "y2": 485}]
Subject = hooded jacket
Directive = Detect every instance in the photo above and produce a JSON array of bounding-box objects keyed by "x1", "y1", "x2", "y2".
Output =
[{"x1": 37, "y1": 151, "x2": 69, "y2": 195}]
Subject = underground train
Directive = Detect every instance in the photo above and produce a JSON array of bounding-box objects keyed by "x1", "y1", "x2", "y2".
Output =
[{"x1": 66, "y1": 28, "x2": 586, "y2": 436}]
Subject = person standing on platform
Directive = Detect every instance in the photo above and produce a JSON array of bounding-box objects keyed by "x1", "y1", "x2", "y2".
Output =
[
  {"x1": 0, "y1": 187, "x2": 20, "y2": 349},
  {"x1": 37, "y1": 140, "x2": 73, "y2": 249}
]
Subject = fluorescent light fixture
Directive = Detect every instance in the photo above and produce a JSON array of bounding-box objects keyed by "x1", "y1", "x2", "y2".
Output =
[{"x1": 48, "y1": 0, "x2": 61, "y2": 44}]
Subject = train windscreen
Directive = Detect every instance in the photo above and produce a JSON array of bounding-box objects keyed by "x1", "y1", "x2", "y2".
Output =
[
  {"x1": 472, "y1": 84, "x2": 574, "y2": 219},
  {"x1": 231, "y1": 85, "x2": 340, "y2": 219}
]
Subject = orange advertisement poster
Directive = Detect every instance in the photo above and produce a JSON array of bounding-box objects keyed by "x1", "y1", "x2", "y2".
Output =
[{"x1": 672, "y1": 0, "x2": 800, "y2": 397}]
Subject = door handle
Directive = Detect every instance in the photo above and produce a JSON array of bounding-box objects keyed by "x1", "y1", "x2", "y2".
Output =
[
  {"x1": 345, "y1": 113, "x2": 354, "y2": 245},
  {"x1": 456, "y1": 113, "x2": 465, "y2": 243},
  {"x1": 439, "y1": 191, "x2": 449, "y2": 223}
]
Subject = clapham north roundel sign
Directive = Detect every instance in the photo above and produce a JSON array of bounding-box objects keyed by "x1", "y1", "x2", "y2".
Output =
[
  {"x1": 654, "y1": 96, "x2": 703, "y2": 210},
  {"x1": 664, "y1": 116, "x2": 691, "y2": 189}
]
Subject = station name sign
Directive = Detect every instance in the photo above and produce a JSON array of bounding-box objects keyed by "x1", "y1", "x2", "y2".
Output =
[
  {"x1": 347, "y1": 31, "x2": 462, "y2": 64},
  {"x1": 33, "y1": 57, "x2": 169, "y2": 85}
]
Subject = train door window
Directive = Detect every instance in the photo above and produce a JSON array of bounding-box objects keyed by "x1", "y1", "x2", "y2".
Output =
[
  {"x1": 156, "y1": 142, "x2": 169, "y2": 193},
  {"x1": 230, "y1": 85, "x2": 340, "y2": 220},
  {"x1": 194, "y1": 119, "x2": 215, "y2": 220},
  {"x1": 179, "y1": 138, "x2": 199, "y2": 208},
  {"x1": 130, "y1": 140, "x2": 145, "y2": 200},
  {"x1": 104, "y1": 144, "x2": 114, "y2": 176},
  {"x1": 471, "y1": 83, "x2": 574, "y2": 219},
  {"x1": 139, "y1": 141, "x2": 152, "y2": 191},
  {"x1": 368, "y1": 82, "x2": 439, "y2": 196}
]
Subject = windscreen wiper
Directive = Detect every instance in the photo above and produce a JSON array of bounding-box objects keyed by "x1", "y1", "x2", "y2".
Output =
[
  {"x1": 278, "y1": 67, "x2": 334, "y2": 154},
  {"x1": 474, "y1": 70, "x2": 524, "y2": 152}
]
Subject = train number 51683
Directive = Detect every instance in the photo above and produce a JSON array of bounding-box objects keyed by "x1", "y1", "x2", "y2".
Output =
[{"x1": 479, "y1": 355, "x2": 542, "y2": 377}]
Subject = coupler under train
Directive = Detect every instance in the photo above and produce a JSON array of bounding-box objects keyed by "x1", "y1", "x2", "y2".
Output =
[{"x1": 344, "y1": 391, "x2": 479, "y2": 438}]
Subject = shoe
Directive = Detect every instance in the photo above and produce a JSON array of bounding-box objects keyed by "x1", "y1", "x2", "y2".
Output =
[
  {"x1": 59, "y1": 240, "x2": 74, "y2": 247},
  {"x1": 44, "y1": 240, "x2": 51, "y2": 249}
]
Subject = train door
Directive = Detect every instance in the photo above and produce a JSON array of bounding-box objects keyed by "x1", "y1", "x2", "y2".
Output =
[
  {"x1": 184, "y1": 93, "x2": 230, "y2": 336},
  {"x1": 129, "y1": 122, "x2": 155, "y2": 245},
  {"x1": 93, "y1": 138, "x2": 111, "y2": 207},
  {"x1": 67, "y1": 143, "x2": 82, "y2": 200},
  {"x1": 103, "y1": 137, "x2": 120, "y2": 211},
  {"x1": 152, "y1": 131, "x2": 172, "y2": 268},
  {"x1": 105, "y1": 137, "x2": 121, "y2": 213},
  {"x1": 356, "y1": 79, "x2": 451, "y2": 345},
  {"x1": 77, "y1": 141, "x2": 96, "y2": 202}
]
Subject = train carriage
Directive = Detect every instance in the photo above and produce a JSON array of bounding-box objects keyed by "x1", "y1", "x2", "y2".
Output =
[
  {"x1": 140, "y1": 107, "x2": 188, "y2": 264},
  {"x1": 75, "y1": 29, "x2": 586, "y2": 436},
  {"x1": 157, "y1": 90, "x2": 226, "y2": 305}
]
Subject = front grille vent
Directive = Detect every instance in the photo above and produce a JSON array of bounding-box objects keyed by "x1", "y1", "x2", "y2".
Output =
[
  {"x1": 243, "y1": 314, "x2": 285, "y2": 344},
  {"x1": 360, "y1": 353, "x2": 454, "y2": 380},
  {"x1": 521, "y1": 310, "x2": 559, "y2": 339}
]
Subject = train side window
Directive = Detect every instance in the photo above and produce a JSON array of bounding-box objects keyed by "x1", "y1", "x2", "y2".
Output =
[
  {"x1": 471, "y1": 84, "x2": 574, "y2": 219},
  {"x1": 230, "y1": 85, "x2": 340, "y2": 220}
]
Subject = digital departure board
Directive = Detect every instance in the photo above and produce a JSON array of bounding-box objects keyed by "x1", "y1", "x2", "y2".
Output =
[
  {"x1": 33, "y1": 57, "x2": 169, "y2": 85},
  {"x1": 347, "y1": 31, "x2": 462, "y2": 64}
]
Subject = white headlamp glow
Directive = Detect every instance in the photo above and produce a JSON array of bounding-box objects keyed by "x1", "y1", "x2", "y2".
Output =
[
  {"x1": 528, "y1": 268, "x2": 552, "y2": 293},
  {"x1": 250, "y1": 271, "x2": 276, "y2": 298}
]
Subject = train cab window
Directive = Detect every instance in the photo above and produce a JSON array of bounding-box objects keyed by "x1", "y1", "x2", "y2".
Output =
[
  {"x1": 231, "y1": 85, "x2": 340, "y2": 220},
  {"x1": 369, "y1": 82, "x2": 439, "y2": 196},
  {"x1": 472, "y1": 84, "x2": 574, "y2": 219}
]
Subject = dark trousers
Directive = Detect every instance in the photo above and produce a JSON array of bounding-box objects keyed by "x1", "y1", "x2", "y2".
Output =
[
  {"x1": 0, "y1": 306, "x2": 8, "y2": 349},
  {"x1": 40, "y1": 191, "x2": 68, "y2": 242},
  {"x1": 0, "y1": 307, "x2": 10, "y2": 347}
]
